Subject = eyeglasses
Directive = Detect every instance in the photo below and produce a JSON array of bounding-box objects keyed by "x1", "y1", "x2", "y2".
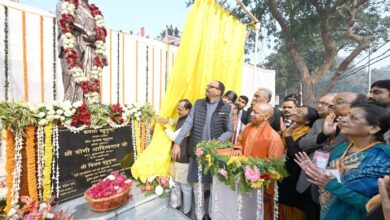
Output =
[
  {"x1": 316, "y1": 102, "x2": 332, "y2": 107},
  {"x1": 207, "y1": 85, "x2": 219, "y2": 90},
  {"x1": 334, "y1": 99, "x2": 351, "y2": 105}
]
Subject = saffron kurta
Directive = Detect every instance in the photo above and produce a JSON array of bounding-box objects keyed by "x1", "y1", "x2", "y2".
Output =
[
  {"x1": 233, "y1": 122, "x2": 285, "y2": 159},
  {"x1": 233, "y1": 122, "x2": 285, "y2": 220}
]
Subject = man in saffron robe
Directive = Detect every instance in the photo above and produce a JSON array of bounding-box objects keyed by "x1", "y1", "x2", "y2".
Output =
[{"x1": 233, "y1": 102, "x2": 285, "y2": 220}]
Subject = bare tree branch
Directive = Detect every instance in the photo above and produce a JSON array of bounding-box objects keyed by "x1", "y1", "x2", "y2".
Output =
[
  {"x1": 267, "y1": 0, "x2": 311, "y2": 80},
  {"x1": 320, "y1": 0, "x2": 369, "y2": 95},
  {"x1": 310, "y1": 0, "x2": 338, "y2": 83}
]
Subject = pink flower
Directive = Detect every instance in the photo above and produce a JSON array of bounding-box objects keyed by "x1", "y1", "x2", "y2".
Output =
[
  {"x1": 244, "y1": 166, "x2": 260, "y2": 183},
  {"x1": 195, "y1": 148, "x2": 204, "y2": 157},
  {"x1": 86, "y1": 171, "x2": 132, "y2": 199},
  {"x1": 218, "y1": 169, "x2": 228, "y2": 179}
]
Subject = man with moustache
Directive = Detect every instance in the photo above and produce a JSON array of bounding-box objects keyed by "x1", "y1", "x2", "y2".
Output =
[
  {"x1": 236, "y1": 95, "x2": 249, "y2": 125},
  {"x1": 172, "y1": 80, "x2": 233, "y2": 220},
  {"x1": 369, "y1": 79, "x2": 390, "y2": 144}
]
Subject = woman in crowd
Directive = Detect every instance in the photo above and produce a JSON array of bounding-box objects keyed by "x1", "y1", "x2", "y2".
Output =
[
  {"x1": 230, "y1": 103, "x2": 244, "y2": 144},
  {"x1": 295, "y1": 103, "x2": 390, "y2": 220},
  {"x1": 278, "y1": 105, "x2": 320, "y2": 220},
  {"x1": 223, "y1": 90, "x2": 238, "y2": 104}
]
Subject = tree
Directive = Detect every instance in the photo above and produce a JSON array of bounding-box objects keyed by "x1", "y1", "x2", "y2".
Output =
[
  {"x1": 159, "y1": 25, "x2": 181, "y2": 40},
  {"x1": 186, "y1": 0, "x2": 390, "y2": 105}
]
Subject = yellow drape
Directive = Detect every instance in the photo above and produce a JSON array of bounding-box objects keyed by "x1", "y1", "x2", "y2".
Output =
[{"x1": 131, "y1": 0, "x2": 246, "y2": 182}]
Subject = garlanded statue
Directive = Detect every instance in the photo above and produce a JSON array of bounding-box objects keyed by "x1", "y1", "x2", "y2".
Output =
[{"x1": 56, "y1": 0, "x2": 107, "y2": 104}]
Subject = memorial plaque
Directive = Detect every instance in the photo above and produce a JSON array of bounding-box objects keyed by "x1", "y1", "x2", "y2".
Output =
[{"x1": 57, "y1": 125, "x2": 133, "y2": 202}]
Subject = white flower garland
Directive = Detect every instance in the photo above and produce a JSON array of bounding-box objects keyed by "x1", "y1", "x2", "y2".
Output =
[
  {"x1": 273, "y1": 182, "x2": 279, "y2": 220},
  {"x1": 131, "y1": 120, "x2": 137, "y2": 161},
  {"x1": 51, "y1": 125, "x2": 60, "y2": 198},
  {"x1": 197, "y1": 161, "x2": 203, "y2": 220},
  {"x1": 237, "y1": 192, "x2": 243, "y2": 220},
  {"x1": 60, "y1": 1, "x2": 107, "y2": 104},
  {"x1": 107, "y1": 118, "x2": 128, "y2": 129},
  {"x1": 256, "y1": 187, "x2": 264, "y2": 220},
  {"x1": 11, "y1": 133, "x2": 24, "y2": 206},
  {"x1": 37, "y1": 126, "x2": 45, "y2": 200},
  {"x1": 90, "y1": 124, "x2": 104, "y2": 130},
  {"x1": 63, "y1": 123, "x2": 87, "y2": 133},
  {"x1": 145, "y1": 121, "x2": 151, "y2": 146}
]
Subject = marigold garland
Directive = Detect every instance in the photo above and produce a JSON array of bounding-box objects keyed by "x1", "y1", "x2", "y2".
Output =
[
  {"x1": 26, "y1": 125, "x2": 38, "y2": 200},
  {"x1": 140, "y1": 121, "x2": 146, "y2": 152},
  {"x1": 4, "y1": 129, "x2": 15, "y2": 213},
  {"x1": 43, "y1": 123, "x2": 53, "y2": 200}
]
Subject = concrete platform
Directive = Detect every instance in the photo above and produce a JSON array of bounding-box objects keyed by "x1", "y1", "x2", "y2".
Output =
[{"x1": 56, "y1": 184, "x2": 189, "y2": 220}]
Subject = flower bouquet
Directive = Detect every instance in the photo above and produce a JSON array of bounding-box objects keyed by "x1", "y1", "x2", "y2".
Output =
[
  {"x1": 196, "y1": 140, "x2": 287, "y2": 194},
  {"x1": 84, "y1": 171, "x2": 133, "y2": 212},
  {"x1": 139, "y1": 176, "x2": 174, "y2": 197},
  {"x1": 6, "y1": 196, "x2": 72, "y2": 220}
]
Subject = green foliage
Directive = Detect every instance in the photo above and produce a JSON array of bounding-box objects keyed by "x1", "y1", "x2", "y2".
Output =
[
  {"x1": 88, "y1": 104, "x2": 110, "y2": 127},
  {"x1": 197, "y1": 140, "x2": 287, "y2": 195},
  {"x1": 139, "y1": 103, "x2": 155, "y2": 122},
  {"x1": 0, "y1": 102, "x2": 36, "y2": 135}
]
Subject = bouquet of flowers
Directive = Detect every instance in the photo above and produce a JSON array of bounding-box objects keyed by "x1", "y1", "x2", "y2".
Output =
[
  {"x1": 139, "y1": 176, "x2": 174, "y2": 197},
  {"x1": 6, "y1": 196, "x2": 72, "y2": 220},
  {"x1": 196, "y1": 140, "x2": 287, "y2": 194}
]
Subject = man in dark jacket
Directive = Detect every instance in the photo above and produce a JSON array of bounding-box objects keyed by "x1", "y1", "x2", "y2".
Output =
[
  {"x1": 164, "y1": 99, "x2": 193, "y2": 217},
  {"x1": 172, "y1": 80, "x2": 233, "y2": 220}
]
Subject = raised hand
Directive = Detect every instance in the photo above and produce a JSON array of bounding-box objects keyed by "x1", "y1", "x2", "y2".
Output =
[
  {"x1": 305, "y1": 165, "x2": 335, "y2": 188},
  {"x1": 323, "y1": 113, "x2": 338, "y2": 136},
  {"x1": 294, "y1": 151, "x2": 314, "y2": 170}
]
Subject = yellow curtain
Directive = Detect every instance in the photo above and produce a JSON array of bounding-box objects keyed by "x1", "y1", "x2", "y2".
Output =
[{"x1": 131, "y1": 0, "x2": 246, "y2": 182}]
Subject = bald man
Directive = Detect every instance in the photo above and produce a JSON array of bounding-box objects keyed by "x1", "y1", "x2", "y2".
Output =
[
  {"x1": 232, "y1": 103, "x2": 284, "y2": 220},
  {"x1": 233, "y1": 102, "x2": 284, "y2": 159}
]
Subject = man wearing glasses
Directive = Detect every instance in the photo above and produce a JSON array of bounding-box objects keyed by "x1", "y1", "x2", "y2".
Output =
[{"x1": 172, "y1": 80, "x2": 233, "y2": 220}]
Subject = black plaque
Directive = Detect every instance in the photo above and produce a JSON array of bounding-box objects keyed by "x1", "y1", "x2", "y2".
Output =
[{"x1": 57, "y1": 125, "x2": 133, "y2": 202}]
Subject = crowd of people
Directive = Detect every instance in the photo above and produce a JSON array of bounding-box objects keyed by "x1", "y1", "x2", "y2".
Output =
[{"x1": 159, "y1": 79, "x2": 390, "y2": 220}]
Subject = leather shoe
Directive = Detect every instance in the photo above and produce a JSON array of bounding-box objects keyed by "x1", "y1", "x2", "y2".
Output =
[
  {"x1": 184, "y1": 211, "x2": 192, "y2": 219},
  {"x1": 202, "y1": 214, "x2": 211, "y2": 220}
]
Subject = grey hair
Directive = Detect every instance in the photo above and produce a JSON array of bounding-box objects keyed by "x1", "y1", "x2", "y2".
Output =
[{"x1": 256, "y1": 88, "x2": 273, "y2": 102}]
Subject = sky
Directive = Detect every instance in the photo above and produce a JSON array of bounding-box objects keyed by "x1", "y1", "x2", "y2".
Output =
[
  {"x1": 15, "y1": 0, "x2": 390, "y2": 70},
  {"x1": 19, "y1": 0, "x2": 191, "y2": 39}
]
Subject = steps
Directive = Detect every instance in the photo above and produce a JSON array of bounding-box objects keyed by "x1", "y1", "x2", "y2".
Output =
[{"x1": 56, "y1": 185, "x2": 189, "y2": 220}]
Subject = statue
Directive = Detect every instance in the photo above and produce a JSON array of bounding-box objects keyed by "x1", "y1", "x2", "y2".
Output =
[{"x1": 56, "y1": 0, "x2": 107, "y2": 104}]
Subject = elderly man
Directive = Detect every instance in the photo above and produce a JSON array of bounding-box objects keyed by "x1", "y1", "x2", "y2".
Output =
[
  {"x1": 233, "y1": 102, "x2": 285, "y2": 220},
  {"x1": 246, "y1": 88, "x2": 283, "y2": 132},
  {"x1": 172, "y1": 80, "x2": 233, "y2": 220}
]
